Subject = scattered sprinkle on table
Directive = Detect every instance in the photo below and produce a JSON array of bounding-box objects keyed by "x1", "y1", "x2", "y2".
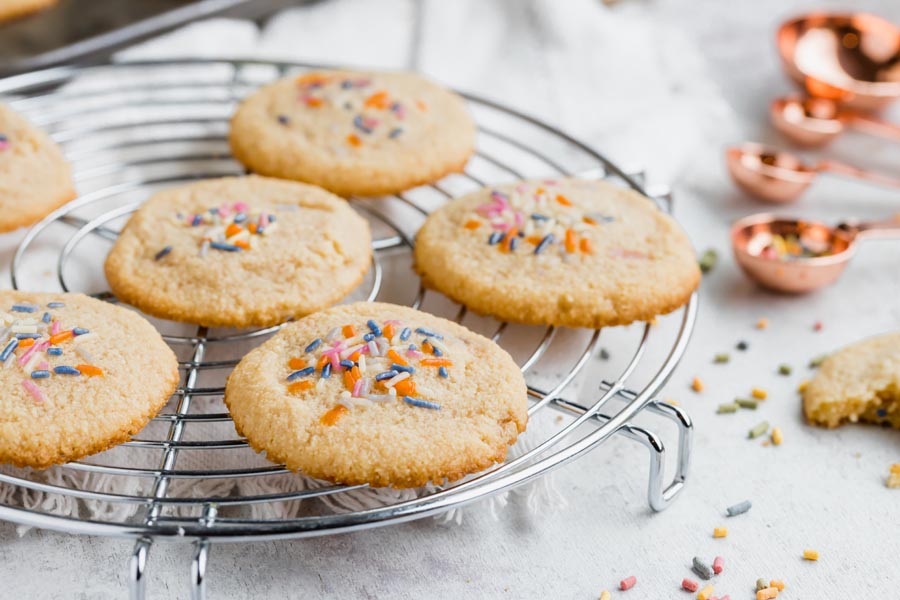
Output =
[
  {"x1": 802, "y1": 549, "x2": 819, "y2": 561},
  {"x1": 712, "y1": 556, "x2": 724, "y2": 574},
  {"x1": 692, "y1": 377, "x2": 704, "y2": 392},
  {"x1": 770, "y1": 580, "x2": 785, "y2": 591},
  {"x1": 771, "y1": 427, "x2": 783, "y2": 446},
  {"x1": 756, "y1": 578, "x2": 768, "y2": 591},
  {"x1": 777, "y1": 364, "x2": 791, "y2": 375},
  {"x1": 698, "y1": 248, "x2": 718, "y2": 273},
  {"x1": 713, "y1": 353, "x2": 729, "y2": 364},
  {"x1": 797, "y1": 380, "x2": 810, "y2": 393},
  {"x1": 717, "y1": 402, "x2": 738, "y2": 414},
  {"x1": 735, "y1": 398, "x2": 758, "y2": 410},
  {"x1": 748, "y1": 421, "x2": 769, "y2": 439},
  {"x1": 808, "y1": 354, "x2": 827, "y2": 368},
  {"x1": 713, "y1": 527, "x2": 727, "y2": 538},
  {"x1": 682, "y1": 578, "x2": 699, "y2": 592},
  {"x1": 697, "y1": 584, "x2": 714, "y2": 600},
  {"x1": 692, "y1": 556, "x2": 713, "y2": 580},
  {"x1": 599, "y1": 591, "x2": 611, "y2": 600},
  {"x1": 736, "y1": 340, "x2": 749, "y2": 351},
  {"x1": 813, "y1": 320, "x2": 823, "y2": 331},
  {"x1": 599, "y1": 348, "x2": 610, "y2": 360},
  {"x1": 750, "y1": 387, "x2": 767, "y2": 400},
  {"x1": 756, "y1": 588, "x2": 778, "y2": 600},
  {"x1": 887, "y1": 464, "x2": 900, "y2": 489},
  {"x1": 619, "y1": 575, "x2": 636, "y2": 590},
  {"x1": 726, "y1": 499, "x2": 752, "y2": 517},
  {"x1": 756, "y1": 317, "x2": 768, "y2": 329}
]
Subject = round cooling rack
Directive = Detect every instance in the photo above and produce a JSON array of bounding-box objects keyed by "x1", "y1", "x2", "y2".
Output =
[{"x1": 0, "y1": 59, "x2": 696, "y2": 599}]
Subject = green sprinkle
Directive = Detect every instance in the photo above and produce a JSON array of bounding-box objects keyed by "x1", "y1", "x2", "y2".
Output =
[
  {"x1": 809, "y1": 354, "x2": 828, "y2": 368},
  {"x1": 698, "y1": 248, "x2": 718, "y2": 273},
  {"x1": 757, "y1": 578, "x2": 769, "y2": 591},
  {"x1": 736, "y1": 340, "x2": 749, "y2": 351},
  {"x1": 778, "y1": 364, "x2": 792, "y2": 375},
  {"x1": 736, "y1": 397, "x2": 758, "y2": 409},
  {"x1": 748, "y1": 420, "x2": 769, "y2": 439},
  {"x1": 598, "y1": 348, "x2": 610, "y2": 360},
  {"x1": 717, "y1": 402, "x2": 739, "y2": 414},
  {"x1": 714, "y1": 353, "x2": 730, "y2": 364}
]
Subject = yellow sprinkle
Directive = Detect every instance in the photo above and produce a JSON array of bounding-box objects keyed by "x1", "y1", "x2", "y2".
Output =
[
  {"x1": 599, "y1": 591, "x2": 611, "y2": 600},
  {"x1": 751, "y1": 387, "x2": 768, "y2": 400},
  {"x1": 756, "y1": 317, "x2": 769, "y2": 329},
  {"x1": 697, "y1": 584, "x2": 714, "y2": 600},
  {"x1": 713, "y1": 527, "x2": 728, "y2": 538},
  {"x1": 770, "y1": 580, "x2": 785, "y2": 591},
  {"x1": 771, "y1": 427, "x2": 783, "y2": 446},
  {"x1": 665, "y1": 398, "x2": 679, "y2": 406},
  {"x1": 803, "y1": 549, "x2": 819, "y2": 561},
  {"x1": 757, "y1": 588, "x2": 779, "y2": 600},
  {"x1": 886, "y1": 463, "x2": 900, "y2": 489},
  {"x1": 692, "y1": 377, "x2": 704, "y2": 393},
  {"x1": 797, "y1": 379, "x2": 810, "y2": 393}
]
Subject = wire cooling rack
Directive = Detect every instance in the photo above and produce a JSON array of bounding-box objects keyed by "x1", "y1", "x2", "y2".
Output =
[{"x1": 0, "y1": 59, "x2": 697, "y2": 599}]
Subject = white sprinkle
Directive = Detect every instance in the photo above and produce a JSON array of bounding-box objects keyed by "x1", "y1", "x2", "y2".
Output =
[
  {"x1": 385, "y1": 371, "x2": 410, "y2": 388},
  {"x1": 325, "y1": 327, "x2": 341, "y2": 342},
  {"x1": 337, "y1": 398, "x2": 354, "y2": 411},
  {"x1": 11, "y1": 325, "x2": 37, "y2": 334},
  {"x1": 358, "y1": 378, "x2": 370, "y2": 397},
  {"x1": 75, "y1": 345, "x2": 93, "y2": 363},
  {"x1": 72, "y1": 332, "x2": 97, "y2": 345},
  {"x1": 340, "y1": 344, "x2": 364, "y2": 359},
  {"x1": 367, "y1": 340, "x2": 378, "y2": 356},
  {"x1": 199, "y1": 240, "x2": 210, "y2": 257},
  {"x1": 315, "y1": 377, "x2": 326, "y2": 391},
  {"x1": 376, "y1": 338, "x2": 389, "y2": 355},
  {"x1": 358, "y1": 354, "x2": 367, "y2": 373},
  {"x1": 339, "y1": 391, "x2": 351, "y2": 399},
  {"x1": 388, "y1": 386, "x2": 397, "y2": 396},
  {"x1": 23, "y1": 352, "x2": 42, "y2": 373},
  {"x1": 427, "y1": 337, "x2": 449, "y2": 354}
]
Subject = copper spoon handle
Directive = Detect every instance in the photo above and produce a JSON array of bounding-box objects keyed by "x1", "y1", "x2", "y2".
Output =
[
  {"x1": 817, "y1": 159, "x2": 900, "y2": 189},
  {"x1": 847, "y1": 113, "x2": 900, "y2": 142},
  {"x1": 838, "y1": 218, "x2": 900, "y2": 241}
]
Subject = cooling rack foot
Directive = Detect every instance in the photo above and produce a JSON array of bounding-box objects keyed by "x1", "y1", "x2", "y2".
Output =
[
  {"x1": 192, "y1": 539, "x2": 210, "y2": 600},
  {"x1": 129, "y1": 538, "x2": 151, "y2": 600}
]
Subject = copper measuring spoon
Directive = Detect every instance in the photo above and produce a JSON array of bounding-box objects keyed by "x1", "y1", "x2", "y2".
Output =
[
  {"x1": 771, "y1": 96, "x2": 900, "y2": 146},
  {"x1": 726, "y1": 142, "x2": 900, "y2": 203},
  {"x1": 731, "y1": 213, "x2": 900, "y2": 292}
]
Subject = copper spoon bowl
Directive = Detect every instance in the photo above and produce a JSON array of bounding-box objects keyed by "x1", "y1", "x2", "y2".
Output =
[
  {"x1": 731, "y1": 213, "x2": 900, "y2": 293},
  {"x1": 777, "y1": 12, "x2": 900, "y2": 110},
  {"x1": 771, "y1": 95, "x2": 900, "y2": 146},
  {"x1": 725, "y1": 142, "x2": 900, "y2": 203}
]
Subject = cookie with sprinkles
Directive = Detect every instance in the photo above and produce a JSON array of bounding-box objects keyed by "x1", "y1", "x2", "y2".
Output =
[
  {"x1": 0, "y1": 0, "x2": 57, "y2": 23},
  {"x1": 0, "y1": 291, "x2": 178, "y2": 468},
  {"x1": 224, "y1": 302, "x2": 528, "y2": 488},
  {"x1": 414, "y1": 178, "x2": 700, "y2": 328},
  {"x1": 0, "y1": 103, "x2": 75, "y2": 233},
  {"x1": 104, "y1": 175, "x2": 372, "y2": 328},
  {"x1": 804, "y1": 332, "x2": 900, "y2": 429},
  {"x1": 228, "y1": 70, "x2": 475, "y2": 197}
]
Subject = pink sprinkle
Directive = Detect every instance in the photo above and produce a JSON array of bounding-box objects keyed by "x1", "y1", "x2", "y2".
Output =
[
  {"x1": 0, "y1": 140, "x2": 9, "y2": 151},
  {"x1": 406, "y1": 349, "x2": 423, "y2": 359},
  {"x1": 712, "y1": 556, "x2": 724, "y2": 574},
  {"x1": 37, "y1": 361, "x2": 48, "y2": 370},
  {"x1": 619, "y1": 575, "x2": 636, "y2": 591},
  {"x1": 491, "y1": 222, "x2": 510, "y2": 231},
  {"x1": 218, "y1": 204, "x2": 231, "y2": 218},
  {"x1": 514, "y1": 211, "x2": 524, "y2": 227},
  {"x1": 51, "y1": 321, "x2": 61, "y2": 335},
  {"x1": 813, "y1": 321, "x2": 823, "y2": 331},
  {"x1": 352, "y1": 378, "x2": 363, "y2": 397},
  {"x1": 393, "y1": 104, "x2": 406, "y2": 119},
  {"x1": 682, "y1": 578, "x2": 699, "y2": 592},
  {"x1": 384, "y1": 320, "x2": 402, "y2": 326},
  {"x1": 258, "y1": 213, "x2": 269, "y2": 229},
  {"x1": 18, "y1": 341, "x2": 46, "y2": 366},
  {"x1": 233, "y1": 202, "x2": 249, "y2": 213},
  {"x1": 21, "y1": 380, "x2": 44, "y2": 404},
  {"x1": 514, "y1": 184, "x2": 527, "y2": 193}
]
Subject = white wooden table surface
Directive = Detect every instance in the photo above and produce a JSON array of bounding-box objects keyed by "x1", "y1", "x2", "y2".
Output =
[{"x1": 1, "y1": 0, "x2": 899, "y2": 597}]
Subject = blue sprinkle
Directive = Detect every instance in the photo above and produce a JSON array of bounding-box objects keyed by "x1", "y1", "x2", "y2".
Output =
[
  {"x1": 392, "y1": 364, "x2": 415, "y2": 374},
  {"x1": 0, "y1": 134, "x2": 6, "y2": 143},
  {"x1": 47, "y1": 302, "x2": 65, "y2": 309},
  {"x1": 256, "y1": 226, "x2": 265, "y2": 234},
  {"x1": 339, "y1": 359, "x2": 354, "y2": 370},
  {"x1": 415, "y1": 328, "x2": 443, "y2": 340},
  {"x1": 53, "y1": 366, "x2": 81, "y2": 376},
  {"x1": 304, "y1": 338, "x2": 322, "y2": 353},
  {"x1": 488, "y1": 231, "x2": 504, "y2": 245},
  {"x1": 268, "y1": 214, "x2": 277, "y2": 223},
  {"x1": 15, "y1": 333, "x2": 41, "y2": 339},
  {"x1": 431, "y1": 346, "x2": 443, "y2": 357},
  {"x1": 287, "y1": 367, "x2": 315, "y2": 381},
  {"x1": 340, "y1": 80, "x2": 353, "y2": 89},
  {"x1": 388, "y1": 127, "x2": 403, "y2": 139},
  {"x1": 321, "y1": 363, "x2": 332, "y2": 379},
  {"x1": 518, "y1": 230, "x2": 525, "y2": 237},
  {"x1": 73, "y1": 327, "x2": 89, "y2": 336},
  {"x1": 509, "y1": 237, "x2": 519, "y2": 251},
  {"x1": 233, "y1": 213, "x2": 248, "y2": 223},
  {"x1": 877, "y1": 408, "x2": 888, "y2": 417},
  {"x1": 438, "y1": 366, "x2": 449, "y2": 378},
  {"x1": 366, "y1": 320, "x2": 382, "y2": 336},
  {"x1": 277, "y1": 114, "x2": 290, "y2": 125},
  {"x1": 534, "y1": 234, "x2": 554, "y2": 255},
  {"x1": 363, "y1": 333, "x2": 375, "y2": 342},
  {"x1": 403, "y1": 396, "x2": 441, "y2": 410},
  {"x1": 154, "y1": 246, "x2": 173, "y2": 261},
  {"x1": 209, "y1": 241, "x2": 242, "y2": 252},
  {"x1": 31, "y1": 370, "x2": 50, "y2": 379},
  {"x1": 531, "y1": 213, "x2": 549, "y2": 221},
  {"x1": 41, "y1": 312, "x2": 51, "y2": 323},
  {"x1": 208, "y1": 208, "x2": 219, "y2": 215},
  {"x1": 191, "y1": 215, "x2": 203, "y2": 226},
  {"x1": 47, "y1": 347, "x2": 62, "y2": 356},
  {"x1": 11, "y1": 304, "x2": 37, "y2": 313},
  {"x1": 408, "y1": 344, "x2": 417, "y2": 351},
  {"x1": 0, "y1": 339, "x2": 18, "y2": 361},
  {"x1": 353, "y1": 115, "x2": 372, "y2": 134},
  {"x1": 375, "y1": 370, "x2": 398, "y2": 382},
  {"x1": 399, "y1": 327, "x2": 412, "y2": 341}
]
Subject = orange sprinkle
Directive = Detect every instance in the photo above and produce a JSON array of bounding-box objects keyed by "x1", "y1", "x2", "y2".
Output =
[
  {"x1": 49, "y1": 330, "x2": 74, "y2": 345},
  {"x1": 421, "y1": 358, "x2": 453, "y2": 367},
  {"x1": 564, "y1": 229, "x2": 577, "y2": 253},
  {"x1": 692, "y1": 377, "x2": 704, "y2": 392},
  {"x1": 351, "y1": 365, "x2": 361, "y2": 381},
  {"x1": 464, "y1": 219, "x2": 482, "y2": 230},
  {"x1": 415, "y1": 100, "x2": 428, "y2": 111},
  {"x1": 349, "y1": 350, "x2": 361, "y2": 362},
  {"x1": 296, "y1": 73, "x2": 331, "y2": 86},
  {"x1": 393, "y1": 379, "x2": 417, "y2": 397},
  {"x1": 556, "y1": 194, "x2": 572, "y2": 207},
  {"x1": 422, "y1": 341, "x2": 434, "y2": 355},
  {"x1": 346, "y1": 134, "x2": 362, "y2": 147},
  {"x1": 580, "y1": 238, "x2": 594, "y2": 255},
  {"x1": 526, "y1": 235, "x2": 543, "y2": 245},
  {"x1": 288, "y1": 357, "x2": 307, "y2": 370},
  {"x1": 342, "y1": 324, "x2": 356, "y2": 338},
  {"x1": 76, "y1": 364, "x2": 103, "y2": 377},
  {"x1": 17, "y1": 338, "x2": 35, "y2": 348},
  {"x1": 303, "y1": 97, "x2": 323, "y2": 108},
  {"x1": 225, "y1": 223, "x2": 243, "y2": 238},
  {"x1": 382, "y1": 324, "x2": 395, "y2": 339},
  {"x1": 343, "y1": 370, "x2": 356, "y2": 392},
  {"x1": 247, "y1": 223, "x2": 257, "y2": 234},
  {"x1": 233, "y1": 239, "x2": 250, "y2": 250},
  {"x1": 387, "y1": 349, "x2": 408, "y2": 366},
  {"x1": 535, "y1": 187, "x2": 545, "y2": 195},
  {"x1": 364, "y1": 90, "x2": 390, "y2": 109},
  {"x1": 316, "y1": 355, "x2": 329, "y2": 369},
  {"x1": 583, "y1": 216, "x2": 597, "y2": 225},
  {"x1": 288, "y1": 380, "x2": 314, "y2": 393},
  {"x1": 319, "y1": 404, "x2": 348, "y2": 426}
]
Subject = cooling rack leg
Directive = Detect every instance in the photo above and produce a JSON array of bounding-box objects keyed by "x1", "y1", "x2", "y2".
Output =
[
  {"x1": 129, "y1": 538, "x2": 151, "y2": 600},
  {"x1": 191, "y1": 540, "x2": 210, "y2": 600},
  {"x1": 642, "y1": 401, "x2": 693, "y2": 511}
]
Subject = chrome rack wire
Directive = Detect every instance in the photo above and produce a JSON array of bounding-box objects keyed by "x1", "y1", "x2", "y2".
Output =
[{"x1": 0, "y1": 59, "x2": 696, "y2": 600}]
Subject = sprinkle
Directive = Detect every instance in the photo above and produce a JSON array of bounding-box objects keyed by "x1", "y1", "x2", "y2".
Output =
[
  {"x1": 209, "y1": 241, "x2": 242, "y2": 252},
  {"x1": 288, "y1": 358, "x2": 307, "y2": 370},
  {"x1": 375, "y1": 370, "x2": 398, "y2": 382},
  {"x1": 802, "y1": 549, "x2": 818, "y2": 561},
  {"x1": 321, "y1": 363, "x2": 332, "y2": 379},
  {"x1": 366, "y1": 320, "x2": 382, "y2": 337},
  {"x1": 712, "y1": 556, "x2": 724, "y2": 574},
  {"x1": 797, "y1": 380, "x2": 810, "y2": 393},
  {"x1": 509, "y1": 237, "x2": 519, "y2": 251},
  {"x1": 277, "y1": 114, "x2": 290, "y2": 125},
  {"x1": 384, "y1": 371, "x2": 410, "y2": 388},
  {"x1": 414, "y1": 327, "x2": 442, "y2": 340},
  {"x1": 154, "y1": 246, "x2": 173, "y2": 261},
  {"x1": 736, "y1": 340, "x2": 748, "y2": 351},
  {"x1": 533, "y1": 234, "x2": 554, "y2": 255},
  {"x1": 717, "y1": 403, "x2": 738, "y2": 414},
  {"x1": 420, "y1": 358, "x2": 452, "y2": 367},
  {"x1": 75, "y1": 345, "x2": 93, "y2": 363},
  {"x1": 813, "y1": 321, "x2": 823, "y2": 331},
  {"x1": 488, "y1": 231, "x2": 504, "y2": 245},
  {"x1": 17, "y1": 338, "x2": 34, "y2": 349},
  {"x1": 771, "y1": 427, "x2": 783, "y2": 446},
  {"x1": 393, "y1": 378, "x2": 416, "y2": 396},
  {"x1": 53, "y1": 365, "x2": 80, "y2": 375},
  {"x1": 887, "y1": 464, "x2": 900, "y2": 488},
  {"x1": 438, "y1": 366, "x2": 449, "y2": 378},
  {"x1": 778, "y1": 364, "x2": 792, "y2": 375},
  {"x1": 287, "y1": 367, "x2": 315, "y2": 381},
  {"x1": 714, "y1": 353, "x2": 729, "y2": 364},
  {"x1": 599, "y1": 348, "x2": 610, "y2": 360},
  {"x1": 808, "y1": 354, "x2": 827, "y2": 368},
  {"x1": 363, "y1": 333, "x2": 375, "y2": 342},
  {"x1": 47, "y1": 302, "x2": 65, "y2": 308},
  {"x1": 769, "y1": 580, "x2": 785, "y2": 591},
  {"x1": 756, "y1": 588, "x2": 778, "y2": 600},
  {"x1": 49, "y1": 330, "x2": 73, "y2": 345},
  {"x1": 21, "y1": 380, "x2": 44, "y2": 403},
  {"x1": 76, "y1": 364, "x2": 103, "y2": 377},
  {"x1": 735, "y1": 397, "x2": 758, "y2": 409},
  {"x1": 305, "y1": 338, "x2": 323, "y2": 353},
  {"x1": 403, "y1": 396, "x2": 440, "y2": 410},
  {"x1": 692, "y1": 557, "x2": 713, "y2": 580},
  {"x1": 713, "y1": 527, "x2": 728, "y2": 538},
  {"x1": 564, "y1": 228, "x2": 577, "y2": 253},
  {"x1": 691, "y1": 377, "x2": 704, "y2": 392},
  {"x1": 72, "y1": 332, "x2": 96, "y2": 345},
  {"x1": 599, "y1": 592, "x2": 610, "y2": 600},
  {"x1": 756, "y1": 579, "x2": 769, "y2": 592},
  {"x1": 15, "y1": 333, "x2": 40, "y2": 340},
  {"x1": 751, "y1": 387, "x2": 767, "y2": 400},
  {"x1": 726, "y1": 500, "x2": 752, "y2": 516},
  {"x1": 748, "y1": 420, "x2": 770, "y2": 439},
  {"x1": 389, "y1": 127, "x2": 404, "y2": 138},
  {"x1": 698, "y1": 248, "x2": 718, "y2": 273},
  {"x1": 72, "y1": 327, "x2": 89, "y2": 336},
  {"x1": 41, "y1": 312, "x2": 51, "y2": 324},
  {"x1": 30, "y1": 370, "x2": 50, "y2": 379},
  {"x1": 339, "y1": 359, "x2": 354, "y2": 370},
  {"x1": 0, "y1": 339, "x2": 18, "y2": 361},
  {"x1": 392, "y1": 364, "x2": 414, "y2": 374},
  {"x1": 346, "y1": 133, "x2": 363, "y2": 147},
  {"x1": 618, "y1": 576, "x2": 636, "y2": 590},
  {"x1": 399, "y1": 327, "x2": 412, "y2": 341},
  {"x1": 682, "y1": 578, "x2": 699, "y2": 592},
  {"x1": 697, "y1": 585, "x2": 714, "y2": 600},
  {"x1": 756, "y1": 317, "x2": 769, "y2": 329},
  {"x1": 320, "y1": 404, "x2": 348, "y2": 426},
  {"x1": 11, "y1": 304, "x2": 37, "y2": 313},
  {"x1": 556, "y1": 194, "x2": 572, "y2": 207}
]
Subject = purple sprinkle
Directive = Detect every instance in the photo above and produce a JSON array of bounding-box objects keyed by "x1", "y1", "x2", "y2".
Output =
[
  {"x1": 277, "y1": 114, "x2": 290, "y2": 125},
  {"x1": 389, "y1": 127, "x2": 403, "y2": 139},
  {"x1": 534, "y1": 234, "x2": 554, "y2": 255},
  {"x1": 154, "y1": 246, "x2": 173, "y2": 261}
]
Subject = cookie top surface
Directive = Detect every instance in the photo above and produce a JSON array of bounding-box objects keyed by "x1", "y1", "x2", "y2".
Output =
[
  {"x1": 0, "y1": 291, "x2": 179, "y2": 468},
  {"x1": 228, "y1": 70, "x2": 476, "y2": 197},
  {"x1": 104, "y1": 175, "x2": 372, "y2": 328},
  {"x1": 414, "y1": 178, "x2": 700, "y2": 328},
  {"x1": 0, "y1": 103, "x2": 75, "y2": 232},
  {"x1": 224, "y1": 302, "x2": 528, "y2": 488},
  {"x1": 804, "y1": 332, "x2": 900, "y2": 429}
]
